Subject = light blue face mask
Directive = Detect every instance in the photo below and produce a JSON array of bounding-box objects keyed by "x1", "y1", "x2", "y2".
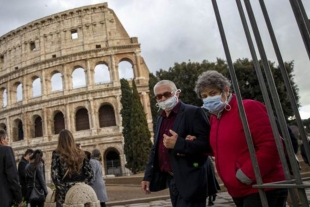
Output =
[{"x1": 202, "y1": 94, "x2": 226, "y2": 115}]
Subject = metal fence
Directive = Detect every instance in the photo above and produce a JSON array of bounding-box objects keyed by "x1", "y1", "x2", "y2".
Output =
[{"x1": 212, "y1": 0, "x2": 310, "y2": 206}]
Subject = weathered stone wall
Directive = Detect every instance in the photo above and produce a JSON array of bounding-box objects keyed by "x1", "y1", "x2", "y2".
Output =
[{"x1": 0, "y1": 2, "x2": 152, "y2": 183}]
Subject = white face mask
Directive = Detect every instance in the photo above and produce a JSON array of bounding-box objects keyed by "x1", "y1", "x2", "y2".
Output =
[{"x1": 156, "y1": 95, "x2": 178, "y2": 111}]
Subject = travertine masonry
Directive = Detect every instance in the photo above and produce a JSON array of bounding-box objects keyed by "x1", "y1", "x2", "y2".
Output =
[{"x1": 0, "y1": 2, "x2": 152, "y2": 182}]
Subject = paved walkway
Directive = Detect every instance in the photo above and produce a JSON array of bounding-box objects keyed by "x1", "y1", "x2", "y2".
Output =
[{"x1": 108, "y1": 190, "x2": 310, "y2": 207}]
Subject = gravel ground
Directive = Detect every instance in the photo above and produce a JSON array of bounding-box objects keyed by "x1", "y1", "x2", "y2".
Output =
[{"x1": 106, "y1": 185, "x2": 170, "y2": 202}]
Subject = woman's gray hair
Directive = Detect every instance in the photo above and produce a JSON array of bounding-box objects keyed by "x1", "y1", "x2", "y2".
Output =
[
  {"x1": 194, "y1": 70, "x2": 231, "y2": 98},
  {"x1": 153, "y1": 80, "x2": 177, "y2": 94}
]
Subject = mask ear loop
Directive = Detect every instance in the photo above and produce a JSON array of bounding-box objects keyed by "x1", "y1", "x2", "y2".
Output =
[{"x1": 224, "y1": 93, "x2": 232, "y2": 111}]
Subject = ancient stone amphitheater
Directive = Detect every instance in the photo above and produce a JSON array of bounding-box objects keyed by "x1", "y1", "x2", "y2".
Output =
[{"x1": 0, "y1": 2, "x2": 152, "y2": 183}]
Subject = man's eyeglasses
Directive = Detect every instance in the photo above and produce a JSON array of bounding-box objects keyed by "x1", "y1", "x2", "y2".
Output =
[{"x1": 154, "y1": 91, "x2": 174, "y2": 100}]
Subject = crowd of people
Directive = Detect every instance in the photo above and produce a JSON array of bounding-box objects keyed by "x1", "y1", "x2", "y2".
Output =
[
  {"x1": 0, "y1": 70, "x2": 309, "y2": 207},
  {"x1": 0, "y1": 129, "x2": 108, "y2": 207}
]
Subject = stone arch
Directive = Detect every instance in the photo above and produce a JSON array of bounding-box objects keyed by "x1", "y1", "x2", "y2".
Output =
[
  {"x1": 98, "y1": 104, "x2": 116, "y2": 127},
  {"x1": 75, "y1": 107, "x2": 90, "y2": 131},
  {"x1": 12, "y1": 119, "x2": 24, "y2": 141},
  {"x1": 32, "y1": 115, "x2": 43, "y2": 138},
  {"x1": 32, "y1": 76, "x2": 42, "y2": 97},
  {"x1": 0, "y1": 87, "x2": 7, "y2": 107},
  {"x1": 118, "y1": 59, "x2": 134, "y2": 80},
  {"x1": 0, "y1": 123, "x2": 7, "y2": 131},
  {"x1": 53, "y1": 111, "x2": 65, "y2": 134},
  {"x1": 104, "y1": 147, "x2": 121, "y2": 176},
  {"x1": 51, "y1": 71, "x2": 63, "y2": 92},
  {"x1": 12, "y1": 82, "x2": 23, "y2": 102},
  {"x1": 72, "y1": 66, "x2": 86, "y2": 89},
  {"x1": 94, "y1": 62, "x2": 110, "y2": 84}
]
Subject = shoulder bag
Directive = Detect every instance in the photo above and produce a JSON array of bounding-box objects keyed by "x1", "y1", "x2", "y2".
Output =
[{"x1": 29, "y1": 169, "x2": 45, "y2": 202}]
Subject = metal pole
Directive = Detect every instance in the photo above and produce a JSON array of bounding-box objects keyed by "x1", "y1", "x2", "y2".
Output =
[
  {"x1": 289, "y1": 0, "x2": 310, "y2": 60},
  {"x1": 211, "y1": 0, "x2": 268, "y2": 206},
  {"x1": 244, "y1": 1, "x2": 308, "y2": 206},
  {"x1": 259, "y1": 0, "x2": 310, "y2": 187}
]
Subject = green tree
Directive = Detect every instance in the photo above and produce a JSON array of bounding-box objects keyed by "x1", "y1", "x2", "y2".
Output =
[
  {"x1": 149, "y1": 73, "x2": 159, "y2": 131},
  {"x1": 120, "y1": 79, "x2": 133, "y2": 169},
  {"x1": 128, "y1": 81, "x2": 152, "y2": 174},
  {"x1": 224, "y1": 58, "x2": 300, "y2": 120}
]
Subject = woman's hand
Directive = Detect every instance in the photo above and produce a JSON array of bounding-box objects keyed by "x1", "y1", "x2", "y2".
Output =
[{"x1": 185, "y1": 135, "x2": 196, "y2": 141}]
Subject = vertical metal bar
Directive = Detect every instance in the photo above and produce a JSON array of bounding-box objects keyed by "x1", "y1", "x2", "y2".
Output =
[
  {"x1": 211, "y1": 0, "x2": 268, "y2": 206},
  {"x1": 235, "y1": 1, "x2": 294, "y2": 206},
  {"x1": 244, "y1": 1, "x2": 308, "y2": 206},
  {"x1": 289, "y1": 0, "x2": 310, "y2": 60},
  {"x1": 259, "y1": 0, "x2": 310, "y2": 190}
]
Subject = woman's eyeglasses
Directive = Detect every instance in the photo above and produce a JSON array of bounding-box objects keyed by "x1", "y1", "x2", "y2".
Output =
[{"x1": 154, "y1": 91, "x2": 173, "y2": 100}]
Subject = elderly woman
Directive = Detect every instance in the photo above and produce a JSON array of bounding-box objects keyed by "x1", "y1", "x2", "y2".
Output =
[
  {"x1": 51, "y1": 129, "x2": 93, "y2": 207},
  {"x1": 194, "y1": 70, "x2": 287, "y2": 207}
]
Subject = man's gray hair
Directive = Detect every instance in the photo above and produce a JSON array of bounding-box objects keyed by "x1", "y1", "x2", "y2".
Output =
[
  {"x1": 153, "y1": 80, "x2": 177, "y2": 94},
  {"x1": 194, "y1": 70, "x2": 231, "y2": 98}
]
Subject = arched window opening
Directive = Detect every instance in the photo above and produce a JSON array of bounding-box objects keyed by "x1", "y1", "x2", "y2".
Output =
[
  {"x1": 99, "y1": 105, "x2": 116, "y2": 127},
  {"x1": 13, "y1": 119, "x2": 24, "y2": 141},
  {"x1": 2, "y1": 89, "x2": 7, "y2": 107},
  {"x1": 32, "y1": 78, "x2": 42, "y2": 97},
  {"x1": 34, "y1": 116, "x2": 43, "y2": 138},
  {"x1": 51, "y1": 73, "x2": 63, "y2": 92},
  {"x1": 54, "y1": 112, "x2": 65, "y2": 134},
  {"x1": 16, "y1": 84, "x2": 23, "y2": 102},
  {"x1": 118, "y1": 60, "x2": 134, "y2": 80},
  {"x1": 75, "y1": 108, "x2": 90, "y2": 131},
  {"x1": 0, "y1": 123, "x2": 7, "y2": 131},
  {"x1": 105, "y1": 150, "x2": 121, "y2": 176},
  {"x1": 94, "y1": 64, "x2": 110, "y2": 84},
  {"x1": 72, "y1": 67, "x2": 86, "y2": 89}
]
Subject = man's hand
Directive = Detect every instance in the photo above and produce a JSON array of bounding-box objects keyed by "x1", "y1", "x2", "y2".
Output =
[
  {"x1": 163, "y1": 130, "x2": 178, "y2": 149},
  {"x1": 141, "y1": 181, "x2": 151, "y2": 194}
]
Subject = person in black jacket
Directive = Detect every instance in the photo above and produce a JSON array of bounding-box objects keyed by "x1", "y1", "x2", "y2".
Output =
[
  {"x1": 141, "y1": 80, "x2": 211, "y2": 207},
  {"x1": 0, "y1": 129, "x2": 23, "y2": 207},
  {"x1": 25, "y1": 149, "x2": 48, "y2": 207},
  {"x1": 18, "y1": 148, "x2": 34, "y2": 202}
]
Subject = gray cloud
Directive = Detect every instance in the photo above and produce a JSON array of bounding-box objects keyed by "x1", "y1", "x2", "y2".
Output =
[{"x1": 1, "y1": 0, "x2": 310, "y2": 116}]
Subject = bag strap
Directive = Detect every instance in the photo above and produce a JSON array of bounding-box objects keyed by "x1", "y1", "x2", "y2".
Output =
[
  {"x1": 62, "y1": 169, "x2": 69, "y2": 180},
  {"x1": 33, "y1": 168, "x2": 37, "y2": 187}
]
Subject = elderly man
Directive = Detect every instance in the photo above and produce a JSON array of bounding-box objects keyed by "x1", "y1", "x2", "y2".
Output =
[
  {"x1": 0, "y1": 129, "x2": 23, "y2": 207},
  {"x1": 141, "y1": 80, "x2": 211, "y2": 207}
]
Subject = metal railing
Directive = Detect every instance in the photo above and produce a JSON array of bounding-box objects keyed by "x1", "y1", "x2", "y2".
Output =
[{"x1": 211, "y1": 0, "x2": 310, "y2": 206}]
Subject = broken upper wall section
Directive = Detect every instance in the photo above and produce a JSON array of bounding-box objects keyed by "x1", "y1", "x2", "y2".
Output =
[{"x1": 0, "y1": 2, "x2": 141, "y2": 74}]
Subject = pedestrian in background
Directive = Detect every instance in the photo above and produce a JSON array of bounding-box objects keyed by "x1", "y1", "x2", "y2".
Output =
[
  {"x1": 0, "y1": 129, "x2": 23, "y2": 207},
  {"x1": 51, "y1": 129, "x2": 93, "y2": 207},
  {"x1": 89, "y1": 149, "x2": 108, "y2": 207},
  {"x1": 25, "y1": 149, "x2": 48, "y2": 207},
  {"x1": 18, "y1": 148, "x2": 34, "y2": 202}
]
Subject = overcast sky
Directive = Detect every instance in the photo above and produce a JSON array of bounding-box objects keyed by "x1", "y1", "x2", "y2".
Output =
[{"x1": 1, "y1": 0, "x2": 310, "y2": 119}]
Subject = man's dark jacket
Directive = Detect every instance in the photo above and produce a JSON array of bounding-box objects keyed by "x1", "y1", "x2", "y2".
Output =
[
  {"x1": 143, "y1": 102, "x2": 211, "y2": 201},
  {"x1": 0, "y1": 145, "x2": 22, "y2": 207},
  {"x1": 18, "y1": 157, "x2": 28, "y2": 199}
]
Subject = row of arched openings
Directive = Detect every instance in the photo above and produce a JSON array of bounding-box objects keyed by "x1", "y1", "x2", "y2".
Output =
[
  {"x1": 1, "y1": 61, "x2": 134, "y2": 107},
  {"x1": 0, "y1": 104, "x2": 116, "y2": 142}
]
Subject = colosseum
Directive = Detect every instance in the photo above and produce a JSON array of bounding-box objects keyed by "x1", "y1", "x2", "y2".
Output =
[{"x1": 0, "y1": 2, "x2": 152, "y2": 183}]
